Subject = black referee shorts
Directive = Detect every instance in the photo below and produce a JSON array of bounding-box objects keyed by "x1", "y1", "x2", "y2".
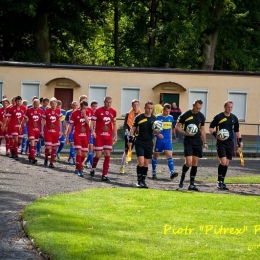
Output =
[
  {"x1": 135, "y1": 139, "x2": 153, "y2": 159},
  {"x1": 216, "y1": 140, "x2": 233, "y2": 160},
  {"x1": 183, "y1": 137, "x2": 203, "y2": 158}
]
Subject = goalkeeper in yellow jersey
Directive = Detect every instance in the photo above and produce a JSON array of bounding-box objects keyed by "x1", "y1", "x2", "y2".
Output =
[{"x1": 119, "y1": 99, "x2": 142, "y2": 173}]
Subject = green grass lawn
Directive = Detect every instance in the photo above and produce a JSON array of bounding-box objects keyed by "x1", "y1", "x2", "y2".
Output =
[
  {"x1": 23, "y1": 188, "x2": 260, "y2": 260},
  {"x1": 226, "y1": 175, "x2": 260, "y2": 184},
  {"x1": 195, "y1": 171, "x2": 260, "y2": 184}
]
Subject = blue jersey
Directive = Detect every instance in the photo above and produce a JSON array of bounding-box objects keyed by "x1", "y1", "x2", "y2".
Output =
[
  {"x1": 65, "y1": 109, "x2": 74, "y2": 142},
  {"x1": 153, "y1": 114, "x2": 174, "y2": 152},
  {"x1": 156, "y1": 114, "x2": 174, "y2": 139},
  {"x1": 39, "y1": 106, "x2": 48, "y2": 111},
  {"x1": 65, "y1": 109, "x2": 73, "y2": 122},
  {"x1": 58, "y1": 109, "x2": 67, "y2": 142},
  {"x1": 60, "y1": 109, "x2": 66, "y2": 131}
]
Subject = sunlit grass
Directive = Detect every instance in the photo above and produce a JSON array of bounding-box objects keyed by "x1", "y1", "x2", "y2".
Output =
[
  {"x1": 23, "y1": 188, "x2": 260, "y2": 260},
  {"x1": 197, "y1": 175, "x2": 260, "y2": 184}
]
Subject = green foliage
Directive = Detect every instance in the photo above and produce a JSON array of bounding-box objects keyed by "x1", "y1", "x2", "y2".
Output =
[{"x1": 1, "y1": 0, "x2": 260, "y2": 70}]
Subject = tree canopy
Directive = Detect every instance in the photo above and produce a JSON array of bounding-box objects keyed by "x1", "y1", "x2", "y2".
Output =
[{"x1": 0, "y1": 0, "x2": 259, "y2": 70}]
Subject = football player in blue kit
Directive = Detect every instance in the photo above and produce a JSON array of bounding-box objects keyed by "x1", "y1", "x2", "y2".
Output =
[
  {"x1": 151, "y1": 103, "x2": 178, "y2": 180},
  {"x1": 65, "y1": 101, "x2": 78, "y2": 165},
  {"x1": 55, "y1": 100, "x2": 67, "y2": 160}
]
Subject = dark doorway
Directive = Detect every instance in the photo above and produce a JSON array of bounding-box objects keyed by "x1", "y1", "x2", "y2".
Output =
[
  {"x1": 54, "y1": 88, "x2": 73, "y2": 111},
  {"x1": 160, "y1": 93, "x2": 180, "y2": 106}
]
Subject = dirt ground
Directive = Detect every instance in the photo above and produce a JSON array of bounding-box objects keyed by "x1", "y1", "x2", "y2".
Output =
[{"x1": 0, "y1": 153, "x2": 259, "y2": 259}]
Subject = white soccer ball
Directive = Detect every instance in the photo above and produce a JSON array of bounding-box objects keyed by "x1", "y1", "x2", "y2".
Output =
[
  {"x1": 152, "y1": 120, "x2": 163, "y2": 132},
  {"x1": 217, "y1": 129, "x2": 230, "y2": 141},
  {"x1": 186, "y1": 124, "x2": 198, "y2": 135}
]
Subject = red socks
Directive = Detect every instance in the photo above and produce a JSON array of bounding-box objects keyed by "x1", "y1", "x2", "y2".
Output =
[{"x1": 102, "y1": 156, "x2": 110, "y2": 176}]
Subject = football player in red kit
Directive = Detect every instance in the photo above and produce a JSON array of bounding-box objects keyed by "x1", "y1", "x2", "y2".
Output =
[
  {"x1": 22, "y1": 99, "x2": 44, "y2": 163},
  {"x1": 66, "y1": 100, "x2": 91, "y2": 177},
  {"x1": 0, "y1": 98, "x2": 10, "y2": 155},
  {"x1": 41, "y1": 97, "x2": 62, "y2": 168},
  {"x1": 4, "y1": 96, "x2": 27, "y2": 160},
  {"x1": 90, "y1": 96, "x2": 117, "y2": 181},
  {"x1": 2, "y1": 97, "x2": 16, "y2": 156}
]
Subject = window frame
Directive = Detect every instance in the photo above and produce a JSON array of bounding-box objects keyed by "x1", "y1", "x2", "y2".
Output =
[
  {"x1": 88, "y1": 84, "x2": 108, "y2": 107},
  {"x1": 21, "y1": 80, "x2": 40, "y2": 102},
  {"x1": 188, "y1": 88, "x2": 209, "y2": 119},
  {"x1": 121, "y1": 86, "x2": 140, "y2": 116},
  {"x1": 228, "y1": 90, "x2": 248, "y2": 122}
]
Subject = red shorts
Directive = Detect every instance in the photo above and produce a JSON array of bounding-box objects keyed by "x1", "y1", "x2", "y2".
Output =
[
  {"x1": 94, "y1": 137, "x2": 113, "y2": 151},
  {"x1": 74, "y1": 134, "x2": 89, "y2": 152},
  {"x1": 0, "y1": 128, "x2": 4, "y2": 138},
  {"x1": 7, "y1": 126, "x2": 12, "y2": 138},
  {"x1": 11, "y1": 125, "x2": 23, "y2": 138},
  {"x1": 44, "y1": 132, "x2": 59, "y2": 147},
  {"x1": 28, "y1": 129, "x2": 40, "y2": 141}
]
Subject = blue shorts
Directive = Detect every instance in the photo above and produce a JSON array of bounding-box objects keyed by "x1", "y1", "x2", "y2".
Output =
[
  {"x1": 69, "y1": 132, "x2": 74, "y2": 143},
  {"x1": 89, "y1": 135, "x2": 94, "y2": 145},
  {"x1": 59, "y1": 135, "x2": 66, "y2": 143},
  {"x1": 153, "y1": 138, "x2": 173, "y2": 153},
  {"x1": 23, "y1": 127, "x2": 28, "y2": 135}
]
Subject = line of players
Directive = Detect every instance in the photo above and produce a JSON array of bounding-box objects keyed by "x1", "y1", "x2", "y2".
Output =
[
  {"x1": 0, "y1": 95, "x2": 110, "y2": 178},
  {"x1": 0, "y1": 95, "x2": 242, "y2": 189},
  {"x1": 120, "y1": 99, "x2": 243, "y2": 191}
]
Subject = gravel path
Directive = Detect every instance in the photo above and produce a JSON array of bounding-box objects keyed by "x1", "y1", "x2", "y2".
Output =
[{"x1": 0, "y1": 153, "x2": 259, "y2": 259}]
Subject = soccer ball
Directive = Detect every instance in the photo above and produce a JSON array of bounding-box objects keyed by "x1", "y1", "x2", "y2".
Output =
[
  {"x1": 217, "y1": 129, "x2": 230, "y2": 141},
  {"x1": 186, "y1": 124, "x2": 198, "y2": 135},
  {"x1": 152, "y1": 120, "x2": 163, "y2": 132}
]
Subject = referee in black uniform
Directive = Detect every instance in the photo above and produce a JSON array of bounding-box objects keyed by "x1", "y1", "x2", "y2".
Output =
[
  {"x1": 209, "y1": 100, "x2": 243, "y2": 190},
  {"x1": 176, "y1": 99, "x2": 208, "y2": 191},
  {"x1": 128, "y1": 101, "x2": 157, "y2": 188}
]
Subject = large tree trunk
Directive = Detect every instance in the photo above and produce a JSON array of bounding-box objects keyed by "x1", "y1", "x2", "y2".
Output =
[
  {"x1": 201, "y1": 3, "x2": 224, "y2": 70},
  {"x1": 34, "y1": 13, "x2": 50, "y2": 63},
  {"x1": 201, "y1": 30, "x2": 219, "y2": 70},
  {"x1": 114, "y1": 5, "x2": 119, "y2": 66},
  {"x1": 148, "y1": 0, "x2": 156, "y2": 51}
]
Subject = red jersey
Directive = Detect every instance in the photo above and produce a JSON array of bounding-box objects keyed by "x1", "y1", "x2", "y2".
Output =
[
  {"x1": 86, "y1": 107, "x2": 94, "y2": 120},
  {"x1": 24, "y1": 107, "x2": 44, "y2": 131},
  {"x1": 6, "y1": 105, "x2": 27, "y2": 127},
  {"x1": 0, "y1": 107, "x2": 7, "y2": 123},
  {"x1": 69, "y1": 109, "x2": 90, "y2": 138},
  {"x1": 42, "y1": 108, "x2": 62, "y2": 133},
  {"x1": 92, "y1": 106, "x2": 117, "y2": 139}
]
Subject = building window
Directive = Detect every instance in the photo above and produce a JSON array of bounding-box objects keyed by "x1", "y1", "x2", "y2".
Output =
[
  {"x1": 89, "y1": 84, "x2": 107, "y2": 107},
  {"x1": 189, "y1": 89, "x2": 208, "y2": 119},
  {"x1": 0, "y1": 80, "x2": 3, "y2": 100},
  {"x1": 21, "y1": 81, "x2": 40, "y2": 103},
  {"x1": 228, "y1": 90, "x2": 247, "y2": 121},
  {"x1": 121, "y1": 86, "x2": 140, "y2": 116}
]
